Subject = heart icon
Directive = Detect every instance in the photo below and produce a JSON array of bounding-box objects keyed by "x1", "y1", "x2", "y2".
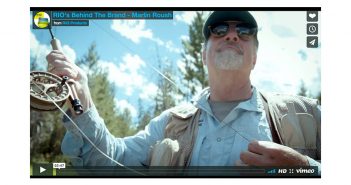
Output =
[{"x1": 309, "y1": 13, "x2": 316, "y2": 19}]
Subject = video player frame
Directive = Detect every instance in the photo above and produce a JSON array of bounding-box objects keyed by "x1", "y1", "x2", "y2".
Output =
[{"x1": 30, "y1": 7, "x2": 321, "y2": 178}]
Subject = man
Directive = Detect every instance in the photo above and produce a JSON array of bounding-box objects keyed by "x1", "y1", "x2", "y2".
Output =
[{"x1": 46, "y1": 11, "x2": 320, "y2": 173}]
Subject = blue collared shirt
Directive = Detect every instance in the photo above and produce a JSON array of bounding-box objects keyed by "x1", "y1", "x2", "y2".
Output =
[
  {"x1": 189, "y1": 87, "x2": 272, "y2": 165},
  {"x1": 61, "y1": 87, "x2": 320, "y2": 173}
]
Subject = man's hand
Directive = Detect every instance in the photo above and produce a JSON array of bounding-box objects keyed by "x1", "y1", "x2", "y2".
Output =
[
  {"x1": 238, "y1": 140, "x2": 309, "y2": 166},
  {"x1": 46, "y1": 50, "x2": 93, "y2": 113}
]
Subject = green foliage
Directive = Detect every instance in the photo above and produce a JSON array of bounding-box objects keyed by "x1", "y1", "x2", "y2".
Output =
[
  {"x1": 180, "y1": 12, "x2": 208, "y2": 98},
  {"x1": 135, "y1": 56, "x2": 177, "y2": 132},
  {"x1": 30, "y1": 42, "x2": 135, "y2": 164},
  {"x1": 136, "y1": 98, "x2": 153, "y2": 131},
  {"x1": 137, "y1": 13, "x2": 207, "y2": 131},
  {"x1": 78, "y1": 43, "x2": 134, "y2": 137},
  {"x1": 30, "y1": 109, "x2": 71, "y2": 164},
  {"x1": 154, "y1": 61, "x2": 176, "y2": 117},
  {"x1": 76, "y1": 42, "x2": 99, "y2": 72}
]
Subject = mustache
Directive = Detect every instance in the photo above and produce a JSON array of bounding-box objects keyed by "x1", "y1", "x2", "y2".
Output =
[{"x1": 218, "y1": 41, "x2": 243, "y2": 54}]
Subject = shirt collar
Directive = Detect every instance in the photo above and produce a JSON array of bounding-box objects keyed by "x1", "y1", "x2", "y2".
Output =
[{"x1": 192, "y1": 86, "x2": 264, "y2": 114}]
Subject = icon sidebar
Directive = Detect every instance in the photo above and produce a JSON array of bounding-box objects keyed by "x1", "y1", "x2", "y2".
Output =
[{"x1": 306, "y1": 11, "x2": 319, "y2": 48}]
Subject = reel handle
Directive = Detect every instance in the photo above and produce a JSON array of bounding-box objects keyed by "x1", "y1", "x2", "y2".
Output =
[
  {"x1": 69, "y1": 86, "x2": 84, "y2": 115},
  {"x1": 51, "y1": 37, "x2": 83, "y2": 115},
  {"x1": 63, "y1": 77, "x2": 83, "y2": 115}
]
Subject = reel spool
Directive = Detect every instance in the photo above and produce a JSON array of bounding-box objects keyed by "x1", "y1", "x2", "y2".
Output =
[
  {"x1": 30, "y1": 28, "x2": 83, "y2": 115},
  {"x1": 30, "y1": 71, "x2": 83, "y2": 114}
]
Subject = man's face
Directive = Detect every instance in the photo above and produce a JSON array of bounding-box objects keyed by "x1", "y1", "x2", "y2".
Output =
[{"x1": 203, "y1": 21, "x2": 257, "y2": 72}]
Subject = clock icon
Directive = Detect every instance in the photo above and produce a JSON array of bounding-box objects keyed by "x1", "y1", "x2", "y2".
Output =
[{"x1": 307, "y1": 23, "x2": 318, "y2": 35}]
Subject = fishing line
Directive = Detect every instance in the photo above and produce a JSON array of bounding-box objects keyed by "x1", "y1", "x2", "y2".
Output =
[{"x1": 31, "y1": 79, "x2": 147, "y2": 176}]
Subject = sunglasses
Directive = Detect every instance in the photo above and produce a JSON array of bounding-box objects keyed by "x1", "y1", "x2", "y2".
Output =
[{"x1": 208, "y1": 22, "x2": 257, "y2": 41}]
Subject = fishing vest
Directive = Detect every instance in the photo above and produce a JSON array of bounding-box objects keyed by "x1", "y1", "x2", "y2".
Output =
[{"x1": 148, "y1": 92, "x2": 321, "y2": 166}]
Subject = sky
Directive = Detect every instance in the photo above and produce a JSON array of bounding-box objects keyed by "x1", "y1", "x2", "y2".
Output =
[{"x1": 30, "y1": 10, "x2": 321, "y2": 121}]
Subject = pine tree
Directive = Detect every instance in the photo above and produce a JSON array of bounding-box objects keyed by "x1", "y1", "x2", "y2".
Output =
[
  {"x1": 77, "y1": 43, "x2": 133, "y2": 137},
  {"x1": 154, "y1": 57, "x2": 176, "y2": 117},
  {"x1": 30, "y1": 42, "x2": 134, "y2": 164},
  {"x1": 136, "y1": 98, "x2": 153, "y2": 131},
  {"x1": 180, "y1": 12, "x2": 208, "y2": 99}
]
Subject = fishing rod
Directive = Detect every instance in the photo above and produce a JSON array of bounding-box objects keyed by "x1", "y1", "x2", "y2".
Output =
[
  {"x1": 31, "y1": 19, "x2": 185, "y2": 176},
  {"x1": 30, "y1": 27, "x2": 146, "y2": 176},
  {"x1": 30, "y1": 27, "x2": 83, "y2": 115}
]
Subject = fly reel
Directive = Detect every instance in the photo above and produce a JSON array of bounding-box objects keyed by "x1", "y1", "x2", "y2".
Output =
[{"x1": 30, "y1": 71, "x2": 83, "y2": 115}]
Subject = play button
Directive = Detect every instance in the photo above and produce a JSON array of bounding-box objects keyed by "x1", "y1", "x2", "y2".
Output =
[
  {"x1": 40, "y1": 167, "x2": 46, "y2": 173},
  {"x1": 32, "y1": 164, "x2": 53, "y2": 176}
]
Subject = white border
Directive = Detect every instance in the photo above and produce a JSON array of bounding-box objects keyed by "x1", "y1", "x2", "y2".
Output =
[{"x1": 3, "y1": 0, "x2": 351, "y2": 185}]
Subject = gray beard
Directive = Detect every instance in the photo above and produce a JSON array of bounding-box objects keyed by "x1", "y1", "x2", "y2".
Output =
[{"x1": 214, "y1": 49, "x2": 243, "y2": 70}]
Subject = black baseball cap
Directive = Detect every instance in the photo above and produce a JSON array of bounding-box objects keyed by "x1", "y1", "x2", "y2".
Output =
[{"x1": 203, "y1": 11, "x2": 258, "y2": 41}]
